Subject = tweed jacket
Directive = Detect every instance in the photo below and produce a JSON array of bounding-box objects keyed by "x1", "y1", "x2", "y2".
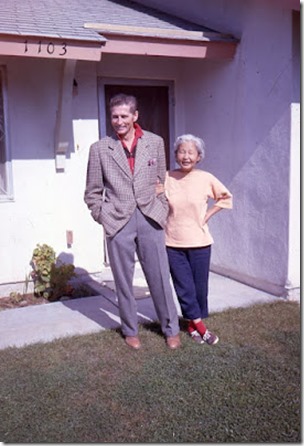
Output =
[{"x1": 84, "y1": 130, "x2": 169, "y2": 237}]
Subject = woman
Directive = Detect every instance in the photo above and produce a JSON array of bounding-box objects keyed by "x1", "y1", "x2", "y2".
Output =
[{"x1": 161, "y1": 134, "x2": 233, "y2": 345}]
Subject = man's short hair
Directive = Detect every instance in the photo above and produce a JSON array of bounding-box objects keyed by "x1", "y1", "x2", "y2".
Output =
[{"x1": 109, "y1": 94, "x2": 138, "y2": 114}]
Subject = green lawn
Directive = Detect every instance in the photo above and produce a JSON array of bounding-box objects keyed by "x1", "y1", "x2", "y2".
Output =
[{"x1": 0, "y1": 300, "x2": 300, "y2": 443}]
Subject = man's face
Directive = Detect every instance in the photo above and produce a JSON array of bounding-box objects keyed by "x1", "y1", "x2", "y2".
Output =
[{"x1": 110, "y1": 104, "x2": 138, "y2": 139}]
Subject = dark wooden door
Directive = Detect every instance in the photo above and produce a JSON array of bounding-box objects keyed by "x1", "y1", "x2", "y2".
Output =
[{"x1": 104, "y1": 84, "x2": 170, "y2": 167}]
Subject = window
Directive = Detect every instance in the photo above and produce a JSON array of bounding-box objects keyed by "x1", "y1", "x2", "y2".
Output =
[{"x1": 0, "y1": 66, "x2": 12, "y2": 201}]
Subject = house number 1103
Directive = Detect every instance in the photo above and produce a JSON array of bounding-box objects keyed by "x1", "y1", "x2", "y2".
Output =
[{"x1": 24, "y1": 40, "x2": 67, "y2": 56}]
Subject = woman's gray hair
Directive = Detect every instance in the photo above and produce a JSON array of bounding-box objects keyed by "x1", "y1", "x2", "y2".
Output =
[{"x1": 174, "y1": 134, "x2": 206, "y2": 160}]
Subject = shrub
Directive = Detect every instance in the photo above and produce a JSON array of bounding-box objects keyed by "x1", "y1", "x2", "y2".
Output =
[
  {"x1": 49, "y1": 262, "x2": 75, "y2": 302},
  {"x1": 30, "y1": 244, "x2": 75, "y2": 301}
]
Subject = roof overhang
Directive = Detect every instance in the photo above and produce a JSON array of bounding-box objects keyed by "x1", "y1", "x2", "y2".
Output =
[
  {"x1": 0, "y1": 33, "x2": 104, "y2": 61},
  {"x1": 84, "y1": 23, "x2": 238, "y2": 60},
  {"x1": 0, "y1": 23, "x2": 238, "y2": 62},
  {"x1": 99, "y1": 35, "x2": 236, "y2": 59}
]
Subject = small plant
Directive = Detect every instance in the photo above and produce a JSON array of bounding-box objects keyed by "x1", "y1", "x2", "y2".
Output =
[
  {"x1": 31, "y1": 244, "x2": 56, "y2": 299},
  {"x1": 30, "y1": 244, "x2": 75, "y2": 301},
  {"x1": 9, "y1": 292, "x2": 24, "y2": 304}
]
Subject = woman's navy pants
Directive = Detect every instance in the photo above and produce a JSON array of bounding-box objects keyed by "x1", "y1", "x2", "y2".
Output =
[{"x1": 166, "y1": 245, "x2": 211, "y2": 320}]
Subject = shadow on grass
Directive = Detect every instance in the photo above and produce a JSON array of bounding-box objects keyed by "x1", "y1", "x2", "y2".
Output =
[{"x1": 142, "y1": 318, "x2": 189, "y2": 336}]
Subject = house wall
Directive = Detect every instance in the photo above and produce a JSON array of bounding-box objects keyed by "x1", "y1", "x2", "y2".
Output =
[
  {"x1": 134, "y1": 0, "x2": 300, "y2": 297},
  {"x1": 0, "y1": 55, "x2": 184, "y2": 291},
  {"x1": 0, "y1": 0, "x2": 299, "y2": 299},
  {"x1": 0, "y1": 57, "x2": 102, "y2": 289}
]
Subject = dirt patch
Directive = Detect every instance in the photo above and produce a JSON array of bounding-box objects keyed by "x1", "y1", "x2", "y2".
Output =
[
  {"x1": 0, "y1": 293, "x2": 47, "y2": 311},
  {"x1": 0, "y1": 283, "x2": 97, "y2": 312}
]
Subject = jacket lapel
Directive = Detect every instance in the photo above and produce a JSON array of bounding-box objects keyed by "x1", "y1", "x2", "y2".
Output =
[
  {"x1": 134, "y1": 137, "x2": 149, "y2": 177},
  {"x1": 108, "y1": 137, "x2": 133, "y2": 179}
]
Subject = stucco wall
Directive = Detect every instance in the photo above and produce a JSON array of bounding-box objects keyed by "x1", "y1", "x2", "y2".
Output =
[
  {"x1": 0, "y1": 57, "x2": 102, "y2": 287},
  {"x1": 135, "y1": 0, "x2": 299, "y2": 296},
  {"x1": 0, "y1": 55, "x2": 183, "y2": 289},
  {"x1": 0, "y1": 0, "x2": 299, "y2": 298}
]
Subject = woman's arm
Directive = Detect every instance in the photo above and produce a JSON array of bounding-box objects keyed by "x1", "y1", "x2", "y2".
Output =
[
  {"x1": 155, "y1": 178, "x2": 165, "y2": 196},
  {"x1": 204, "y1": 179, "x2": 233, "y2": 225}
]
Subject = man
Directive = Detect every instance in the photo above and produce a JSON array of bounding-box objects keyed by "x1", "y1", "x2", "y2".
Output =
[{"x1": 84, "y1": 93, "x2": 180, "y2": 350}]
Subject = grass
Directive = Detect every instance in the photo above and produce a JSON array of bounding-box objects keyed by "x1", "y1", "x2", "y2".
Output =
[{"x1": 0, "y1": 300, "x2": 300, "y2": 443}]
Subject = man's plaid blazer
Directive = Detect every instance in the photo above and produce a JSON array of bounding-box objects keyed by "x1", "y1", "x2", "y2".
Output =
[{"x1": 84, "y1": 130, "x2": 169, "y2": 237}]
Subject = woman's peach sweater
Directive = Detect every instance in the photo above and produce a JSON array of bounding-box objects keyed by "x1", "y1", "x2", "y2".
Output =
[{"x1": 164, "y1": 169, "x2": 233, "y2": 247}]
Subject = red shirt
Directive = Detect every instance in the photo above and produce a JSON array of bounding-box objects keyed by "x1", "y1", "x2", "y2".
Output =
[{"x1": 119, "y1": 123, "x2": 143, "y2": 174}]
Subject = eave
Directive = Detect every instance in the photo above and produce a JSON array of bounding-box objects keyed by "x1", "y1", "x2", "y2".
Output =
[
  {"x1": 0, "y1": 33, "x2": 104, "y2": 61},
  {"x1": 0, "y1": 22, "x2": 238, "y2": 62},
  {"x1": 100, "y1": 34, "x2": 237, "y2": 59},
  {"x1": 85, "y1": 23, "x2": 238, "y2": 60}
]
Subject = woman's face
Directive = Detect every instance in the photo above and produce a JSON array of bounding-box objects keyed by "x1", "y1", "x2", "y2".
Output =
[{"x1": 176, "y1": 141, "x2": 201, "y2": 172}]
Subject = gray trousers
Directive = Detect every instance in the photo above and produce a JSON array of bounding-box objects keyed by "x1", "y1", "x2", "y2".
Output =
[{"x1": 106, "y1": 208, "x2": 180, "y2": 337}]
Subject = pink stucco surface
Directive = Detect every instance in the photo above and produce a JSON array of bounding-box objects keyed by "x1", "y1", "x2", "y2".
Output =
[{"x1": 0, "y1": 0, "x2": 300, "y2": 298}]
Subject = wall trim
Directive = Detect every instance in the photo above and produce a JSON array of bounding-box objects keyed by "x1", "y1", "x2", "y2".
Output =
[{"x1": 210, "y1": 264, "x2": 299, "y2": 300}]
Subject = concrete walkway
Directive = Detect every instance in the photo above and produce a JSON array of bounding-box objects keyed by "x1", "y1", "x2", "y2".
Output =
[{"x1": 0, "y1": 269, "x2": 283, "y2": 351}]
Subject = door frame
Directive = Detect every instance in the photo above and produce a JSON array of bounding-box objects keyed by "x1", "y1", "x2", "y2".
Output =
[{"x1": 97, "y1": 77, "x2": 175, "y2": 169}]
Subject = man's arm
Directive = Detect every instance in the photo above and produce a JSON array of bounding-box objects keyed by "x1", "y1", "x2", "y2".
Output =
[
  {"x1": 156, "y1": 136, "x2": 167, "y2": 184},
  {"x1": 84, "y1": 143, "x2": 104, "y2": 223}
]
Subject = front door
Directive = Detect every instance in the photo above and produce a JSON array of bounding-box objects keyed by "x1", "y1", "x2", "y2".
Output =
[{"x1": 103, "y1": 83, "x2": 171, "y2": 167}]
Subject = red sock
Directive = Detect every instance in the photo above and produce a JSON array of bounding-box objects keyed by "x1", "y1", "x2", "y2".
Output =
[
  {"x1": 191, "y1": 320, "x2": 207, "y2": 336},
  {"x1": 188, "y1": 321, "x2": 196, "y2": 334}
]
